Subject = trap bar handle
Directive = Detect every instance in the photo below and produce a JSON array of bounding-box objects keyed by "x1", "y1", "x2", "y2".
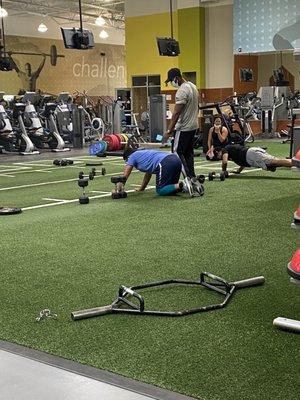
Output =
[
  {"x1": 119, "y1": 285, "x2": 145, "y2": 312},
  {"x1": 231, "y1": 276, "x2": 265, "y2": 289},
  {"x1": 71, "y1": 305, "x2": 113, "y2": 321}
]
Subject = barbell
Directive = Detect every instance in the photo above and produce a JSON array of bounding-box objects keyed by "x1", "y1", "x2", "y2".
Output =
[{"x1": 7, "y1": 45, "x2": 64, "y2": 67}]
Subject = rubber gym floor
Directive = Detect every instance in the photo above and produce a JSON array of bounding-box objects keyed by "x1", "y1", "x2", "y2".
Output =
[{"x1": 0, "y1": 141, "x2": 299, "y2": 400}]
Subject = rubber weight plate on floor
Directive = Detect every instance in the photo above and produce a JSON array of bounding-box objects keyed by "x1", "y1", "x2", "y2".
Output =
[{"x1": 0, "y1": 207, "x2": 22, "y2": 215}]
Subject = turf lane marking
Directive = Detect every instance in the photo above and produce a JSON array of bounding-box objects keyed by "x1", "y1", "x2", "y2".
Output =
[
  {"x1": 0, "y1": 167, "x2": 32, "y2": 173},
  {"x1": 90, "y1": 191, "x2": 111, "y2": 194},
  {"x1": 22, "y1": 186, "x2": 156, "y2": 211},
  {"x1": 42, "y1": 198, "x2": 68, "y2": 203},
  {"x1": 0, "y1": 170, "x2": 139, "y2": 192},
  {"x1": 14, "y1": 162, "x2": 54, "y2": 167},
  {"x1": 0, "y1": 174, "x2": 15, "y2": 178}
]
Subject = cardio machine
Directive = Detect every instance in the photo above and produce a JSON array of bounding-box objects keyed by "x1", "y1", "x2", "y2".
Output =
[
  {"x1": 21, "y1": 92, "x2": 51, "y2": 150},
  {"x1": 40, "y1": 99, "x2": 70, "y2": 152}
]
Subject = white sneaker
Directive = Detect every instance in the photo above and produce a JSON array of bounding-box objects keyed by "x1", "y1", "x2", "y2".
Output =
[
  {"x1": 184, "y1": 177, "x2": 194, "y2": 197},
  {"x1": 191, "y1": 178, "x2": 204, "y2": 197}
]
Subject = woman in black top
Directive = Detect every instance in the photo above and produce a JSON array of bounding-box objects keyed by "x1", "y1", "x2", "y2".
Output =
[{"x1": 207, "y1": 116, "x2": 229, "y2": 159}]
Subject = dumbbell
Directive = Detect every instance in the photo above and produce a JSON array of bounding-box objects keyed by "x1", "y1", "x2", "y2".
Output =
[
  {"x1": 208, "y1": 171, "x2": 228, "y2": 181},
  {"x1": 77, "y1": 178, "x2": 89, "y2": 204},
  {"x1": 197, "y1": 174, "x2": 206, "y2": 184},
  {"x1": 78, "y1": 171, "x2": 95, "y2": 181},
  {"x1": 53, "y1": 159, "x2": 74, "y2": 166},
  {"x1": 90, "y1": 167, "x2": 106, "y2": 177},
  {"x1": 111, "y1": 176, "x2": 127, "y2": 199}
]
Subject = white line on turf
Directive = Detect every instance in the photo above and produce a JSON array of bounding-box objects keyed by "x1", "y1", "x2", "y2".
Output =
[
  {"x1": 42, "y1": 198, "x2": 68, "y2": 203},
  {"x1": 90, "y1": 191, "x2": 111, "y2": 194},
  {"x1": 0, "y1": 174, "x2": 16, "y2": 178},
  {"x1": 22, "y1": 186, "x2": 156, "y2": 211},
  {"x1": 14, "y1": 163, "x2": 54, "y2": 167},
  {"x1": 0, "y1": 170, "x2": 139, "y2": 192}
]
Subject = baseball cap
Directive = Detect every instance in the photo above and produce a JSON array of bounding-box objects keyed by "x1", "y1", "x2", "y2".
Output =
[{"x1": 165, "y1": 68, "x2": 182, "y2": 84}]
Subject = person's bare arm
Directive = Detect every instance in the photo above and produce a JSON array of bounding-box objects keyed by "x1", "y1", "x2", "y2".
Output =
[
  {"x1": 33, "y1": 55, "x2": 46, "y2": 78},
  {"x1": 116, "y1": 165, "x2": 133, "y2": 192},
  {"x1": 162, "y1": 103, "x2": 184, "y2": 143},
  {"x1": 217, "y1": 127, "x2": 229, "y2": 143},
  {"x1": 8, "y1": 54, "x2": 20, "y2": 74},
  {"x1": 207, "y1": 128, "x2": 213, "y2": 151},
  {"x1": 136, "y1": 173, "x2": 152, "y2": 192}
]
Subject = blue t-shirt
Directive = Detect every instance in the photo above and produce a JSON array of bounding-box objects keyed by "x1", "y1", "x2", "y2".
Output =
[{"x1": 126, "y1": 150, "x2": 170, "y2": 173}]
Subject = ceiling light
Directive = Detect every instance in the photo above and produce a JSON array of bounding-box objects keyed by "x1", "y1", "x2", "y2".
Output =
[
  {"x1": 95, "y1": 16, "x2": 105, "y2": 26},
  {"x1": 38, "y1": 23, "x2": 48, "y2": 33},
  {"x1": 0, "y1": 7, "x2": 8, "y2": 17},
  {"x1": 99, "y1": 30, "x2": 109, "y2": 39}
]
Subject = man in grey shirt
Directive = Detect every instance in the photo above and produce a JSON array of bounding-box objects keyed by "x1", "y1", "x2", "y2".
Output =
[{"x1": 163, "y1": 68, "x2": 202, "y2": 196}]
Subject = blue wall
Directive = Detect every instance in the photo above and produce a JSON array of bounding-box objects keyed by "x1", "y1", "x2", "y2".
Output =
[{"x1": 234, "y1": 0, "x2": 300, "y2": 53}]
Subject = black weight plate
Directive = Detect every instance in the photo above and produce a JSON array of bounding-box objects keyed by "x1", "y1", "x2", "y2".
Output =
[{"x1": 0, "y1": 207, "x2": 22, "y2": 215}]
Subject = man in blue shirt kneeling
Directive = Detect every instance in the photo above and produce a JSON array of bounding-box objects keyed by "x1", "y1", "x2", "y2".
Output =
[{"x1": 121, "y1": 148, "x2": 204, "y2": 196}]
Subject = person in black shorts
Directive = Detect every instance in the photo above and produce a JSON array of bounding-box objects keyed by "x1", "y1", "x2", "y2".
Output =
[
  {"x1": 207, "y1": 116, "x2": 229, "y2": 159},
  {"x1": 213, "y1": 144, "x2": 292, "y2": 173},
  {"x1": 162, "y1": 68, "x2": 203, "y2": 196}
]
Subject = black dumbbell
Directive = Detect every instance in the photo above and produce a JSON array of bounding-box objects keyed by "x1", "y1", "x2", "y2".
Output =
[
  {"x1": 53, "y1": 159, "x2": 74, "y2": 166},
  {"x1": 197, "y1": 174, "x2": 206, "y2": 184},
  {"x1": 78, "y1": 178, "x2": 89, "y2": 188},
  {"x1": 111, "y1": 176, "x2": 127, "y2": 184},
  {"x1": 78, "y1": 171, "x2": 94, "y2": 181},
  {"x1": 111, "y1": 176, "x2": 127, "y2": 200},
  {"x1": 208, "y1": 171, "x2": 227, "y2": 181},
  {"x1": 77, "y1": 178, "x2": 89, "y2": 205},
  {"x1": 112, "y1": 192, "x2": 128, "y2": 200},
  {"x1": 79, "y1": 196, "x2": 89, "y2": 204},
  {"x1": 91, "y1": 167, "x2": 106, "y2": 177}
]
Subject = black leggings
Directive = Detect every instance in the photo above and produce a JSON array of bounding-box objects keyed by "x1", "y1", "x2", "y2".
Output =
[{"x1": 172, "y1": 130, "x2": 196, "y2": 178}]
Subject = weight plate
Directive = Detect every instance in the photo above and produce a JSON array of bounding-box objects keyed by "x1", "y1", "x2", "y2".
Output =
[
  {"x1": 121, "y1": 134, "x2": 128, "y2": 143},
  {"x1": 103, "y1": 135, "x2": 114, "y2": 151},
  {"x1": 115, "y1": 134, "x2": 123, "y2": 150},
  {"x1": 50, "y1": 45, "x2": 58, "y2": 66},
  {"x1": 0, "y1": 207, "x2": 22, "y2": 215},
  {"x1": 112, "y1": 134, "x2": 120, "y2": 151}
]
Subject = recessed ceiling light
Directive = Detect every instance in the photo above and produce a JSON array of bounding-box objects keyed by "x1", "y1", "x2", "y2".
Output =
[
  {"x1": 95, "y1": 16, "x2": 105, "y2": 26},
  {"x1": 38, "y1": 23, "x2": 48, "y2": 33},
  {"x1": 0, "y1": 7, "x2": 8, "y2": 17},
  {"x1": 99, "y1": 30, "x2": 109, "y2": 39}
]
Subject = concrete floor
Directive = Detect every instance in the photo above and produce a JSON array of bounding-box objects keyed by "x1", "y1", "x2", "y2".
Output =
[
  {"x1": 0, "y1": 341, "x2": 195, "y2": 400},
  {"x1": 0, "y1": 350, "x2": 155, "y2": 400}
]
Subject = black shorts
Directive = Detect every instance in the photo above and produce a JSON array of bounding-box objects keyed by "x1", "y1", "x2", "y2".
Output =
[{"x1": 155, "y1": 154, "x2": 182, "y2": 189}]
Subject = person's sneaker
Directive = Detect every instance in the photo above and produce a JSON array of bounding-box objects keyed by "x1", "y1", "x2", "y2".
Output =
[
  {"x1": 191, "y1": 178, "x2": 204, "y2": 197},
  {"x1": 184, "y1": 177, "x2": 194, "y2": 197}
]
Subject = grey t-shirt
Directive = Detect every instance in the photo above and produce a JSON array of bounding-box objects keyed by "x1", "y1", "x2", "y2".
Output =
[{"x1": 175, "y1": 82, "x2": 199, "y2": 132}]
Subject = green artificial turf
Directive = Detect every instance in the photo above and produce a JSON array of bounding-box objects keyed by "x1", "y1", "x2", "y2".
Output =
[{"x1": 0, "y1": 141, "x2": 299, "y2": 400}]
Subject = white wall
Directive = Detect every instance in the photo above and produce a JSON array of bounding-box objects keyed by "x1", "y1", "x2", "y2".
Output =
[
  {"x1": 125, "y1": 0, "x2": 176, "y2": 17},
  {"x1": 3, "y1": 14, "x2": 125, "y2": 45},
  {"x1": 125, "y1": 0, "x2": 234, "y2": 17},
  {"x1": 205, "y1": 4, "x2": 234, "y2": 88}
]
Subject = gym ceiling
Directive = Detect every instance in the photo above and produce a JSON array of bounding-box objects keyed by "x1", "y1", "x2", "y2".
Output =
[{"x1": 1, "y1": 0, "x2": 125, "y2": 29}]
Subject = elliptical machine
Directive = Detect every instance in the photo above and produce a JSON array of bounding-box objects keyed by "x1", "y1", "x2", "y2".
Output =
[
  {"x1": 40, "y1": 99, "x2": 70, "y2": 152},
  {"x1": 55, "y1": 92, "x2": 74, "y2": 144},
  {"x1": 11, "y1": 102, "x2": 39, "y2": 155},
  {"x1": 21, "y1": 92, "x2": 52, "y2": 150},
  {"x1": 0, "y1": 92, "x2": 38, "y2": 155},
  {"x1": 0, "y1": 103, "x2": 18, "y2": 152}
]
